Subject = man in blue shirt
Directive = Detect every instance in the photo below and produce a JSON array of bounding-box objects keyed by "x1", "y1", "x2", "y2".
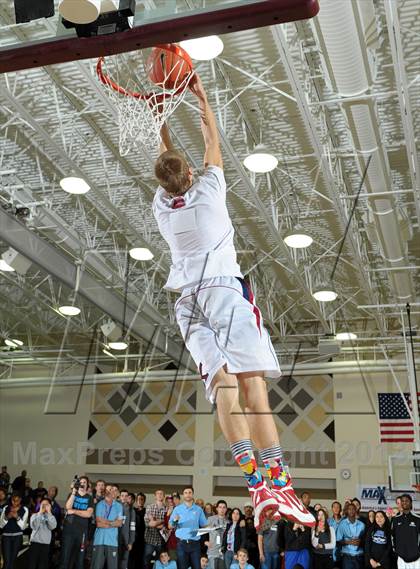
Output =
[
  {"x1": 336, "y1": 503, "x2": 365, "y2": 569},
  {"x1": 91, "y1": 484, "x2": 124, "y2": 569},
  {"x1": 169, "y1": 486, "x2": 208, "y2": 569}
]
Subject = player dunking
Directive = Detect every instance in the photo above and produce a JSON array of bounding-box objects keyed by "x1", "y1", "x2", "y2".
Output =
[{"x1": 152, "y1": 74, "x2": 315, "y2": 530}]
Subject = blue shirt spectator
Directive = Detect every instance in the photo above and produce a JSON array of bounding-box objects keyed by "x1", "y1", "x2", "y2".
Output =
[
  {"x1": 155, "y1": 551, "x2": 178, "y2": 569},
  {"x1": 336, "y1": 506, "x2": 365, "y2": 557},
  {"x1": 93, "y1": 498, "x2": 124, "y2": 547},
  {"x1": 169, "y1": 502, "x2": 207, "y2": 540},
  {"x1": 230, "y1": 563, "x2": 254, "y2": 569},
  {"x1": 328, "y1": 510, "x2": 342, "y2": 562}
]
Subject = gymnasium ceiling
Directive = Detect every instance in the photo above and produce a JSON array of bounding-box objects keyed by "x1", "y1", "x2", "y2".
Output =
[{"x1": 0, "y1": 0, "x2": 419, "y2": 377}]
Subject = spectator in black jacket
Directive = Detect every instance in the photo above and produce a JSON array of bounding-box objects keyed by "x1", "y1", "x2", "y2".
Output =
[
  {"x1": 129, "y1": 492, "x2": 145, "y2": 569},
  {"x1": 0, "y1": 467, "x2": 10, "y2": 491},
  {"x1": 119, "y1": 489, "x2": 136, "y2": 569},
  {"x1": 311, "y1": 509, "x2": 336, "y2": 569},
  {"x1": 364, "y1": 511, "x2": 392, "y2": 569},
  {"x1": 391, "y1": 494, "x2": 420, "y2": 568},
  {"x1": 11, "y1": 471, "x2": 27, "y2": 497},
  {"x1": 279, "y1": 521, "x2": 311, "y2": 569},
  {"x1": 0, "y1": 493, "x2": 29, "y2": 569},
  {"x1": 222, "y1": 508, "x2": 246, "y2": 569},
  {"x1": 243, "y1": 508, "x2": 259, "y2": 569},
  {"x1": 301, "y1": 493, "x2": 316, "y2": 518}
]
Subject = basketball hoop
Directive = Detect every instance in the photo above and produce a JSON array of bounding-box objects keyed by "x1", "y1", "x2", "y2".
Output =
[{"x1": 96, "y1": 44, "x2": 194, "y2": 156}]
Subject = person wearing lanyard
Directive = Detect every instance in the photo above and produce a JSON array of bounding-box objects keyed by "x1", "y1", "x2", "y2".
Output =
[
  {"x1": 91, "y1": 484, "x2": 124, "y2": 569},
  {"x1": 169, "y1": 486, "x2": 208, "y2": 569},
  {"x1": 336, "y1": 504, "x2": 365, "y2": 569}
]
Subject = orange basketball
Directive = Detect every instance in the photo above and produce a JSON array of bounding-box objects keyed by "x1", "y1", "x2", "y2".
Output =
[{"x1": 147, "y1": 44, "x2": 193, "y2": 90}]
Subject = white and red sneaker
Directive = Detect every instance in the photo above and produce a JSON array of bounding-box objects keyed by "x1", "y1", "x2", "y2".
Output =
[
  {"x1": 248, "y1": 480, "x2": 279, "y2": 531},
  {"x1": 270, "y1": 481, "x2": 316, "y2": 527}
]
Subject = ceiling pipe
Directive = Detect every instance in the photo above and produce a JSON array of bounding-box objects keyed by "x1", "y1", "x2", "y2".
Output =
[
  {"x1": 1, "y1": 359, "x2": 419, "y2": 388},
  {"x1": 315, "y1": 0, "x2": 414, "y2": 301}
]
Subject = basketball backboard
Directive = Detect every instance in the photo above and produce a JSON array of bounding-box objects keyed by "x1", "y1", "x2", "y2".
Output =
[
  {"x1": 0, "y1": 0, "x2": 319, "y2": 73},
  {"x1": 388, "y1": 451, "x2": 420, "y2": 493}
]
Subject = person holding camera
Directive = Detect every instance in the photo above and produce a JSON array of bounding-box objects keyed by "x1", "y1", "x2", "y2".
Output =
[
  {"x1": 28, "y1": 497, "x2": 57, "y2": 569},
  {"x1": 58, "y1": 475, "x2": 94, "y2": 569}
]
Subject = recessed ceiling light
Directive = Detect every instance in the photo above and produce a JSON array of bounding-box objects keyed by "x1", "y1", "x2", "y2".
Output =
[
  {"x1": 336, "y1": 332, "x2": 357, "y2": 341},
  {"x1": 129, "y1": 248, "x2": 154, "y2": 261},
  {"x1": 284, "y1": 227, "x2": 313, "y2": 249},
  {"x1": 108, "y1": 341, "x2": 128, "y2": 351},
  {"x1": 58, "y1": 305, "x2": 81, "y2": 316},
  {"x1": 312, "y1": 289, "x2": 338, "y2": 302},
  {"x1": 0, "y1": 259, "x2": 15, "y2": 272},
  {"x1": 243, "y1": 145, "x2": 278, "y2": 173},
  {"x1": 60, "y1": 176, "x2": 90, "y2": 195},
  {"x1": 5, "y1": 338, "x2": 24, "y2": 348},
  {"x1": 180, "y1": 36, "x2": 224, "y2": 60}
]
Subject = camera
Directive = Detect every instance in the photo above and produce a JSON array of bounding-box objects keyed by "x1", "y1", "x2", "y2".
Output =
[{"x1": 73, "y1": 475, "x2": 81, "y2": 490}]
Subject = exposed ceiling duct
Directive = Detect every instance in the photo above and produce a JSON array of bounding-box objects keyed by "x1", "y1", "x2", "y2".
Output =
[{"x1": 315, "y1": 0, "x2": 414, "y2": 301}]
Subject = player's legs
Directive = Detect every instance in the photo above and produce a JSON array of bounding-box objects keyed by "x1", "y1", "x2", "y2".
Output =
[
  {"x1": 239, "y1": 372, "x2": 315, "y2": 527},
  {"x1": 211, "y1": 367, "x2": 248, "y2": 442},
  {"x1": 237, "y1": 372, "x2": 279, "y2": 449},
  {"x1": 212, "y1": 367, "x2": 278, "y2": 529}
]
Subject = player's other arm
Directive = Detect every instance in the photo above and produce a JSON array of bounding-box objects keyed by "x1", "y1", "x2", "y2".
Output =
[
  {"x1": 159, "y1": 123, "x2": 175, "y2": 156},
  {"x1": 189, "y1": 74, "x2": 223, "y2": 170}
]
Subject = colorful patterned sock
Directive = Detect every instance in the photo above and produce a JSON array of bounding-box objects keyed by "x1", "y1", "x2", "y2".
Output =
[
  {"x1": 259, "y1": 445, "x2": 290, "y2": 488},
  {"x1": 230, "y1": 439, "x2": 263, "y2": 487}
]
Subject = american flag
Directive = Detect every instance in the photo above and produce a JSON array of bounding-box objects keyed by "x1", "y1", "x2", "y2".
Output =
[{"x1": 378, "y1": 393, "x2": 420, "y2": 443}]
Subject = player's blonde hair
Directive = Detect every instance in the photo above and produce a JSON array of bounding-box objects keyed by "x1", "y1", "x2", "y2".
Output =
[{"x1": 155, "y1": 150, "x2": 190, "y2": 196}]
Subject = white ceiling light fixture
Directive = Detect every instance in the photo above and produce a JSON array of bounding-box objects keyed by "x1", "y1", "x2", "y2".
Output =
[
  {"x1": 129, "y1": 248, "x2": 154, "y2": 261},
  {"x1": 58, "y1": 0, "x2": 101, "y2": 25},
  {"x1": 5, "y1": 338, "x2": 24, "y2": 348},
  {"x1": 60, "y1": 176, "x2": 90, "y2": 195},
  {"x1": 0, "y1": 259, "x2": 15, "y2": 272},
  {"x1": 58, "y1": 305, "x2": 81, "y2": 316},
  {"x1": 108, "y1": 341, "x2": 128, "y2": 351},
  {"x1": 336, "y1": 332, "x2": 358, "y2": 341},
  {"x1": 180, "y1": 36, "x2": 224, "y2": 61},
  {"x1": 243, "y1": 145, "x2": 278, "y2": 173},
  {"x1": 312, "y1": 288, "x2": 338, "y2": 302},
  {"x1": 284, "y1": 225, "x2": 313, "y2": 249}
]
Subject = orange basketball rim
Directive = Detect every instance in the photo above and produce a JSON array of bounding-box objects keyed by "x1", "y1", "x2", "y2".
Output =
[{"x1": 96, "y1": 43, "x2": 194, "y2": 101}]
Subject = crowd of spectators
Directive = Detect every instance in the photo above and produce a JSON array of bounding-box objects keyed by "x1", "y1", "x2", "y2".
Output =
[{"x1": 0, "y1": 466, "x2": 419, "y2": 569}]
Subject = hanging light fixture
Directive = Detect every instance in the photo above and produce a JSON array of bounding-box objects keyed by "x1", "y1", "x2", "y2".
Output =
[
  {"x1": 243, "y1": 144, "x2": 278, "y2": 173},
  {"x1": 336, "y1": 332, "x2": 357, "y2": 340},
  {"x1": 5, "y1": 338, "x2": 24, "y2": 348},
  {"x1": 129, "y1": 248, "x2": 154, "y2": 261},
  {"x1": 284, "y1": 225, "x2": 313, "y2": 249},
  {"x1": 180, "y1": 36, "x2": 224, "y2": 60},
  {"x1": 108, "y1": 341, "x2": 128, "y2": 351},
  {"x1": 312, "y1": 287, "x2": 338, "y2": 302},
  {"x1": 58, "y1": 305, "x2": 81, "y2": 316},
  {"x1": 60, "y1": 176, "x2": 90, "y2": 195}
]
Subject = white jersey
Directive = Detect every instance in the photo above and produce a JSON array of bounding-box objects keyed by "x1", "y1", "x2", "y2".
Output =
[{"x1": 152, "y1": 166, "x2": 243, "y2": 291}]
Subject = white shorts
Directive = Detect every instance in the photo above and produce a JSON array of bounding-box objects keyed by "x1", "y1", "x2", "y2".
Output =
[
  {"x1": 175, "y1": 276, "x2": 281, "y2": 403},
  {"x1": 397, "y1": 558, "x2": 420, "y2": 569}
]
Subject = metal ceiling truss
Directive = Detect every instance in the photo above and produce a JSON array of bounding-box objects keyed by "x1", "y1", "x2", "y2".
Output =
[{"x1": 0, "y1": 0, "x2": 418, "y2": 372}]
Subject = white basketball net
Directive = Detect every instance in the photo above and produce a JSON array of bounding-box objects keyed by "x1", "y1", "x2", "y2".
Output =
[{"x1": 96, "y1": 47, "x2": 194, "y2": 156}]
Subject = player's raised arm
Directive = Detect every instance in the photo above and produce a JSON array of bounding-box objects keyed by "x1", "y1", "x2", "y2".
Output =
[
  {"x1": 189, "y1": 74, "x2": 223, "y2": 170},
  {"x1": 159, "y1": 122, "x2": 175, "y2": 156}
]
